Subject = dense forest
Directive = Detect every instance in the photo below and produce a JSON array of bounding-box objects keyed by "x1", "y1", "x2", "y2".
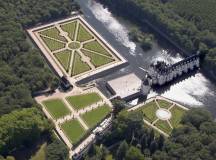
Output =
[
  {"x1": 98, "y1": 0, "x2": 216, "y2": 82},
  {"x1": 0, "y1": 0, "x2": 79, "y2": 115},
  {"x1": 84, "y1": 108, "x2": 216, "y2": 160},
  {"x1": 0, "y1": 0, "x2": 78, "y2": 159}
]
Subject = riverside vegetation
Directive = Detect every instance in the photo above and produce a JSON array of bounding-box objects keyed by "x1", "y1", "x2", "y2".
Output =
[{"x1": 98, "y1": 0, "x2": 216, "y2": 82}]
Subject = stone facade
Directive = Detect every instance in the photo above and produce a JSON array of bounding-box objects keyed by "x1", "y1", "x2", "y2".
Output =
[{"x1": 149, "y1": 54, "x2": 200, "y2": 86}]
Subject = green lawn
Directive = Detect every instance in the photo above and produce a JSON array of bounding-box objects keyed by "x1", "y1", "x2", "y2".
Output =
[
  {"x1": 71, "y1": 51, "x2": 91, "y2": 76},
  {"x1": 40, "y1": 36, "x2": 65, "y2": 51},
  {"x1": 105, "y1": 155, "x2": 113, "y2": 160},
  {"x1": 77, "y1": 23, "x2": 94, "y2": 42},
  {"x1": 169, "y1": 106, "x2": 186, "y2": 128},
  {"x1": 81, "y1": 49, "x2": 114, "y2": 67},
  {"x1": 68, "y1": 42, "x2": 81, "y2": 50},
  {"x1": 142, "y1": 101, "x2": 159, "y2": 123},
  {"x1": 54, "y1": 49, "x2": 71, "y2": 71},
  {"x1": 155, "y1": 120, "x2": 172, "y2": 135},
  {"x1": 66, "y1": 92, "x2": 102, "y2": 110},
  {"x1": 61, "y1": 119, "x2": 86, "y2": 145},
  {"x1": 30, "y1": 143, "x2": 47, "y2": 160},
  {"x1": 83, "y1": 40, "x2": 112, "y2": 57},
  {"x1": 81, "y1": 104, "x2": 111, "y2": 128},
  {"x1": 43, "y1": 99, "x2": 70, "y2": 120},
  {"x1": 157, "y1": 99, "x2": 172, "y2": 109},
  {"x1": 39, "y1": 27, "x2": 66, "y2": 42},
  {"x1": 60, "y1": 21, "x2": 77, "y2": 40}
]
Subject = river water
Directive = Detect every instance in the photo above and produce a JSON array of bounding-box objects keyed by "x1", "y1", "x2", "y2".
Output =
[{"x1": 75, "y1": 0, "x2": 216, "y2": 117}]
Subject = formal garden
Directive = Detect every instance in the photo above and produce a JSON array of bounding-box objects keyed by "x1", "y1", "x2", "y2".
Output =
[
  {"x1": 137, "y1": 98, "x2": 187, "y2": 135},
  {"x1": 66, "y1": 92, "x2": 102, "y2": 110},
  {"x1": 41, "y1": 92, "x2": 112, "y2": 146},
  {"x1": 43, "y1": 99, "x2": 71, "y2": 120},
  {"x1": 35, "y1": 18, "x2": 118, "y2": 77}
]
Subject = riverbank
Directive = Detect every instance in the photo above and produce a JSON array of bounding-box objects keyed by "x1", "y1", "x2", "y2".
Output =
[{"x1": 96, "y1": 0, "x2": 216, "y2": 84}]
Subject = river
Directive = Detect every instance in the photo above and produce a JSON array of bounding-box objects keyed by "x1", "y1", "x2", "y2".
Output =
[{"x1": 75, "y1": 0, "x2": 216, "y2": 117}]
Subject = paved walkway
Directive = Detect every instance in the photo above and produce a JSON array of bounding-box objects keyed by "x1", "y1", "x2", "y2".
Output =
[
  {"x1": 35, "y1": 87, "x2": 113, "y2": 150},
  {"x1": 128, "y1": 96, "x2": 189, "y2": 137}
]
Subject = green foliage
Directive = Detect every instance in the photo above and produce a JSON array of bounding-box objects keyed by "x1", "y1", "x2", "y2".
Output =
[
  {"x1": 116, "y1": 141, "x2": 129, "y2": 160},
  {"x1": 60, "y1": 119, "x2": 86, "y2": 145},
  {"x1": 43, "y1": 99, "x2": 71, "y2": 120},
  {"x1": 54, "y1": 50, "x2": 72, "y2": 71},
  {"x1": 125, "y1": 146, "x2": 144, "y2": 160},
  {"x1": 61, "y1": 21, "x2": 77, "y2": 40},
  {"x1": 30, "y1": 143, "x2": 47, "y2": 160},
  {"x1": 39, "y1": 27, "x2": 67, "y2": 42},
  {"x1": 66, "y1": 92, "x2": 102, "y2": 110},
  {"x1": 0, "y1": 108, "x2": 51, "y2": 155},
  {"x1": 40, "y1": 36, "x2": 66, "y2": 51},
  {"x1": 85, "y1": 107, "x2": 216, "y2": 160},
  {"x1": 77, "y1": 24, "x2": 94, "y2": 42},
  {"x1": 81, "y1": 49, "x2": 114, "y2": 68},
  {"x1": 81, "y1": 105, "x2": 111, "y2": 128},
  {"x1": 71, "y1": 52, "x2": 91, "y2": 76},
  {"x1": 99, "y1": 0, "x2": 216, "y2": 82},
  {"x1": 85, "y1": 145, "x2": 109, "y2": 160},
  {"x1": 0, "y1": 0, "x2": 78, "y2": 115},
  {"x1": 83, "y1": 40, "x2": 112, "y2": 57},
  {"x1": 0, "y1": 61, "x2": 33, "y2": 115},
  {"x1": 46, "y1": 138, "x2": 68, "y2": 160},
  {"x1": 0, "y1": 156, "x2": 15, "y2": 160},
  {"x1": 142, "y1": 101, "x2": 158, "y2": 123},
  {"x1": 181, "y1": 108, "x2": 213, "y2": 128}
]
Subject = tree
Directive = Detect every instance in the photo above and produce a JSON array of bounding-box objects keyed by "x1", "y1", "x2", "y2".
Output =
[
  {"x1": 112, "y1": 99, "x2": 127, "y2": 117},
  {"x1": 157, "y1": 135, "x2": 165, "y2": 150},
  {"x1": 149, "y1": 141, "x2": 158, "y2": 154},
  {"x1": 116, "y1": 141, "x2": 129, "y2": 160},
  {"x1": 182, "y1": 108, "x2": 213, "y2": 128},
  {"x1": 0, "y1": 107, "x2": 50, "y2": 155},
  {"x1": 46, "y1": 139, "x2": 68, "y2": 160},
  {"x1": 125, "y1": 146, "x2": 144, "y2": 160}
]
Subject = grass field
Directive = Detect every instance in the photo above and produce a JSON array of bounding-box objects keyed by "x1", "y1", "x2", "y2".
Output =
[
  {"x1": 68, "y1": 42, "x2": 80, "y2": 49},
  {"x1": 34, "y1": 18, "x2": 120, "y2": 78},
  {"x1": 67, "y1": 92, "x2": 102, "y2": 110},
  {"x1": 81, "y1": 49, "x2": 114, "y2": 67},
  {"x1": 40, "y1": 36, "x2": 65, "y2": 51},
  {"x1": 71, "y1": 52, "x2": 91, "y2": 76},
  {"x1": 155, "y1": 120, "x2": 172, "y2": 134},
  {"x1": 61, "y1": 119, "x2": 86, "y2": 145},
  {"x1": 138, "y1": 99, "x2": 187, "y2": 135},
  {"x1": 157, "y1": 100, "x2": 172, "y2": 109},
  {"x1": 81, "y1": 104, "x2": 111, "y2": 128},
  {"x1": 60, "y1": 21, "x2": 77, "y2": 40},
  {"x1": 43, "y1": 99, "x2": 70, "y2": 120},
  {"x1": 83, "y1": 40, "x2": 111, "y2": 57},
  {"x1": 39, "y1": 27, "x2": 66, "y2": 42},
  {"x1": 54, "y1": 50, "x2": 71, "y2": 71},
  {"x1": 30, "y1": 143, "x2": 46, "y2": 160},
  {"x1": 169, "y1": 106, "x2": 186, "y2": 127},
  {"x1": 77, "y1": 23, "x2": 94, "y2": 42},
  {"x1": 142, "y1": 101, "x2": 159, "y2": 123}
]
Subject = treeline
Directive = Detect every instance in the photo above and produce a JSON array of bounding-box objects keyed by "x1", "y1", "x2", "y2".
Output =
[
  {"x1": 84, "y1": 108, "x2": 216, "y2": 160},
  {"x1": 0, "y1": 0, "x2": 78, "y2": 158},
  {"x1": 0, "y1": 107, "x2": 69, "y2": 160},
  {"x1": 98, "y1": 0, "x2": 216, "y2": 82},
  {"x1": 0, "y1": 108, "x2": 50, "y2": 156},
  {"x1": 0, "y1": 0, "x2": 78, "y2": 115}
]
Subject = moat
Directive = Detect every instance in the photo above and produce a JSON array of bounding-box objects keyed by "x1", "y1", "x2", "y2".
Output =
[{"x1": 75, "y1": 0, "x2": 216, "y2": 117}]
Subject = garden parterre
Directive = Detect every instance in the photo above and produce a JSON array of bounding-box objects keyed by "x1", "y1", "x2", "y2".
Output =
[
  {"x1": 28, "y1": 16, "x2": 125, "y2": 81},
  {"x1": 38, "y1": 90, "x2": 112, "y2": 146}
]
